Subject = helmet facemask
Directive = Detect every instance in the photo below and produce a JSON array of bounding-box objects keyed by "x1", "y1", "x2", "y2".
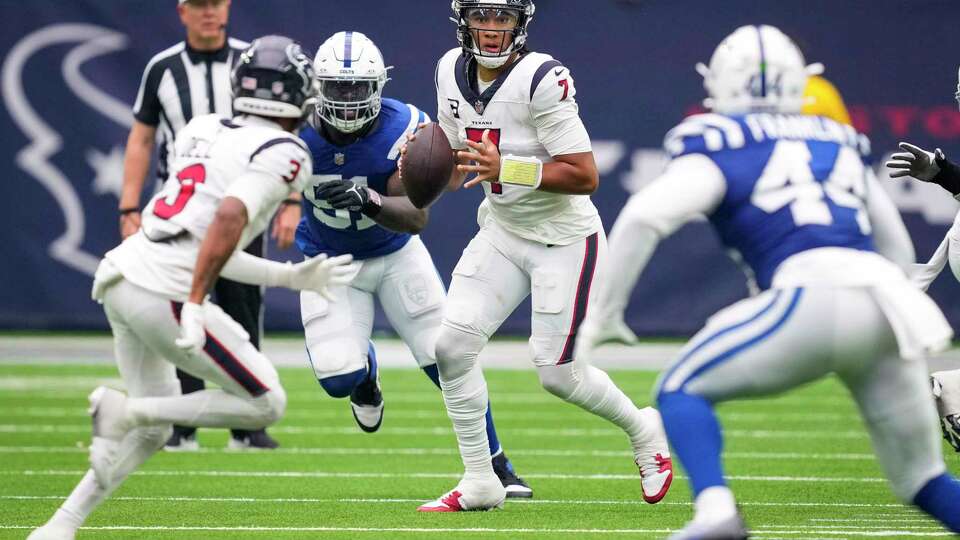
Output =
[
  {"x1": 315, "y1": 75, "x2": 385, "y2": 133},
  {"x1": 452, "y1": 2, "x2": 534, "y2": 69}
]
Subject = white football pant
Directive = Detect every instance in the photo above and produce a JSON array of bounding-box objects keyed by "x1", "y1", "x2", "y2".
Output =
[
  {"x1": 300, "y1": 236, "x2": 445, "y2": 378},
  {"x1": 656, "y1": 286, "x2": 946, "y2": 502}
]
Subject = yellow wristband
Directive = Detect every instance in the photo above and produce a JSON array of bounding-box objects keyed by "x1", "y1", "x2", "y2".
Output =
[{"x1": 499, "y1": 155, "x2": 543, "y2": 190}]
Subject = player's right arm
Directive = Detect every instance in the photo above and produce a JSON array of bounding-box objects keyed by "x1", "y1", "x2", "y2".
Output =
[
  {"x1": 119, "y1": 121, "x2": 157, "y2": 237},
  {"x1": 575, "y1": 154, "x2": 726, "y2": 361},
  {"x1": 120, "y1": 55, "x2": 167, "y2": 238}
]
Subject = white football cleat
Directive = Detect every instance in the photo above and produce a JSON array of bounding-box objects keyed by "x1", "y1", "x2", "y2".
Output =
[
  {"x1": 668, "y1": 513, "x2": 749, "y2": 540},
  {"x1": 418, "y1": 476, "x2": 506, "y2": 512},
  {"x1": 634, "y1": 407, "x2": 673, "y2": 504},
  {"x1": 88, "y1": 386, "x2": 131, "y2": 488},
  {"x1": 26, "y1": 521, "x2": 76, "y2": 540}
]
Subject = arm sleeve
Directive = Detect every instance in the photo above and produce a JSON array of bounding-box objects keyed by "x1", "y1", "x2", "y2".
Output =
[
  {"x1": 132, "y1": 60, "x2": 164, "y2": 126},
  {"x1": 933, "y1": 154, "x2": 960, "y2": 196},
  {"x1": 530, "y1": 64, "x2": 591, "y2": 157},
  {"x1": 593, "y1": 154, "x2": 726, "y2": 318},
  {"x1": 864, "y1": 168, "x2": 915, "y2": 270},
  {"x1": 220, "y1": 250, "x2": 297, "y2": 288},
  {"x1": 435, "y1": 59, "x2": 464, "y2": 150},
  {"x1": 226, "y1": 139, "x2": 312, "y2": 223}
]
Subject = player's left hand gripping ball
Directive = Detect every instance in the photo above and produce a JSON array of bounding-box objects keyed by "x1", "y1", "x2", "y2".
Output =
[
  {"x1": 460, "y1": 129, "x2": 502, "y2": 188},
  {"x1": 175, "y1": 302, "x2": 206, "y2": 355}
]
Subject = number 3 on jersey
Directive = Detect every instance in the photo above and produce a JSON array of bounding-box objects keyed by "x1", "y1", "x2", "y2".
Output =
[
  {"x1": 154, "y1": 163, "x2": 205, "y2": 219},
  {"x1": 465, "y1": 128, "x2": 502, "y2": 194}
]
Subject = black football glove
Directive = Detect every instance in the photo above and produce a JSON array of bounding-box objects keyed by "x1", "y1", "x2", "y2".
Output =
[{"x1": 314, "y1": 179, "x2": 382, "y2": 216}]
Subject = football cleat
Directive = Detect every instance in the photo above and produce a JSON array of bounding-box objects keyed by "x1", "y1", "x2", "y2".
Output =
[
  {"x1": 418, "y1": 477, "x2": 506, "y2": 512},
  {"x1": 635, "y1": 407, "x2": 674, "y2": 504},
  {"x1": 88, "y1": 386, "x2": 132, "y2": 489},
  {"x1": 164, "y1": 429, "x2": 200, "y2": 452},
  {"x1": 350, "y1": 345, "x2": 384, "y2": 433},
  {"x1": 492, "y1": 452, "x2": 533, "y2": 498},
  {"x1": 26, "y1": 522, "x2": 76, "y2": 540},
  {"x1": 227, "y1": 429, "x2": 280, "y2": 450},
  {"x1": 667, "y1": 513, "x2": 749, "y2": 540}
]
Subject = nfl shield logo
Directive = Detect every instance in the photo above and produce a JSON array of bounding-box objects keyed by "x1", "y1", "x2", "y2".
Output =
[
  {"x1": 474, "y1": 101, "x2": 485, "y2": 115},
  {"x1": 334, "y1": 153, "x2": 345, "y2": 166}
]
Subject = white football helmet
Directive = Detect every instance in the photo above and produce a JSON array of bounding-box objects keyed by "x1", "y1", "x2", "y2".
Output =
[
  {"x1": 697, "y1": 25, "x2": 823, "y2": 115},
  {"x1": 451, "y1": 0, "x2": 535, "y2": 69},
  {"x1": 954, "y1": 66, "x2": 960, "y2": 111},
  {"x1": 312, "y1": 31, "x2": 391, "y2": 133}
]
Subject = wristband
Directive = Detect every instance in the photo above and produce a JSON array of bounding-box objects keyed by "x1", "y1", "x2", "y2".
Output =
[
  {"x1": 119, "y1": 207, "x2": 140, "y2": 216},
  {"x1": 361, "y1": 187, "x2": 383, "y2": 217},
  {"x1": 932, "y1": 149, "x2": 960, "y2": 197},
  {"x1": 499, "y1": 155, "x2": 543, "y2": 190}
]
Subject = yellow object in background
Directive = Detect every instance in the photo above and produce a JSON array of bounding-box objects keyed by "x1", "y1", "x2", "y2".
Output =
[{"x1": 803, "y1": 75, "x2": 853, "y2": 126}]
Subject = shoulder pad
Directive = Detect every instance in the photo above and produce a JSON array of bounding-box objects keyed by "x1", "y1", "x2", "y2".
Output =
[{"x1": 663, "y1": 113, "x2": 748, "y2": 157}]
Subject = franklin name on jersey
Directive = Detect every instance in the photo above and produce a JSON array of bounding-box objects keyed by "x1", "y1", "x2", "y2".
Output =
[
  {"x1": 664, "y1": 112, "x2": 875, "y2": 289},
  {"x1": 296, "y1": 98, "x2": 427, "y2": 260}
]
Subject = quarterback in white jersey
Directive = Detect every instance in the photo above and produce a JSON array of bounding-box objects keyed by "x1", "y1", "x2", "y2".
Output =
[
  {"x1": 579, "y1": 26, "x2": 960, "y2": 538},
  {"x1": 28, "y1": 37, "x2": 356, "y2": 540},
  {"x1": 416, "y1": 0, "x2": 672, "y2": 512}
]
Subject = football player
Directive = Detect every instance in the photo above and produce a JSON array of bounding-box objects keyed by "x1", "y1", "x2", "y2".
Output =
[
  {"x1": 578, "y1": 25, "x2": 960, "y2": 538},
  {"x1": 28, "y1": 36, "x2": 356, "y2": 540},
  {"x1": 295, "y1": 31, "x2": 530, "y2": 497},
  {"x1": 886, "y1": 66, "x2": 960, "y2": 454},
  {"x1": 414, "y1": 0, "x2": 673, "y2": 512}
]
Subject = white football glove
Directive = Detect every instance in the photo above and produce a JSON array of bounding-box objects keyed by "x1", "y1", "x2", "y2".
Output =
[
  {"x1": 574, "y1": 315, "x2": 639, "y2": 363},
  {"x1": 280, "y1": 254, "x2": 358, "y2": 301},
  {"x1": 175, "y1": 302, "x2": 206, "y2": 356},
  {"x1": 885, "y1": 142, "x2": 942, "y2": 181},
  {"x1": 931, "y1": 370, "x2": 960, "y2": 453}
]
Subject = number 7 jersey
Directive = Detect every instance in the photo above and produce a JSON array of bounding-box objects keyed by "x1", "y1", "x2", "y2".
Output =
[
  {"x1": 435, "y1": 49, "x2": 601, "y2": 246},
  {"x1": 105, "y1": 114, "x2": 312, "y2": 300}
]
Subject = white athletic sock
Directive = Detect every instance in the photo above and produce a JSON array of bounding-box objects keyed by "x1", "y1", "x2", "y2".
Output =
[
  {"x1": 440, "y1": 364, "x2": 495, "y2": 479},
  {"x1": 51, "y1": 426, "x2": 167, "y2": 529},
  {"x1": 693, "y1": 485, "x2": 738, "y2": 524},
  {"x1": 127, "y1": 389, "x2": 267, "y2": 429},
  {"x1": 564, "y1": 364, "x2": 654, "y2": 449}
]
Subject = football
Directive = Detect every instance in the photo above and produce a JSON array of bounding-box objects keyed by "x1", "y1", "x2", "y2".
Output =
[{"x1": 400, "y1": 122, "x2": 454, "y2": 209}]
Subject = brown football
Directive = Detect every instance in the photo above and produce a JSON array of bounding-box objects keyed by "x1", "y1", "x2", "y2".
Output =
[{"x1": 400, "y1": 123, "x2": 454, "y2": 209}]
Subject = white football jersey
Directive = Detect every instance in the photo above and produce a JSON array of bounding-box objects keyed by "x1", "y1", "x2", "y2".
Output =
[
  {"x1": 106, "y1": 114, "x2": 312, "y2": 300},
  {"x1": 435, "y1": 48, "x2": 601, "y2": 245}
]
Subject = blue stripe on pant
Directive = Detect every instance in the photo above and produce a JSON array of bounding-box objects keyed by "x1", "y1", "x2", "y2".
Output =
[{"x1": 656, "y1": 288, "x2": 803, "y2": 496}]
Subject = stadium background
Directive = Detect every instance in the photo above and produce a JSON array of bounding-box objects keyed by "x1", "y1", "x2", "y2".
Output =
[{"x1": 4, "y1": 0, "x2": 960, "y2": 336}]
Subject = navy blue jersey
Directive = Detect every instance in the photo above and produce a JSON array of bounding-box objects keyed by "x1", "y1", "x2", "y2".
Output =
[
  {"x1": 664, "y1": 113, "x2": 876, "y2": 289},
  {"x1": 295, "y1": 98, "x2": 427, "y2": 259}
]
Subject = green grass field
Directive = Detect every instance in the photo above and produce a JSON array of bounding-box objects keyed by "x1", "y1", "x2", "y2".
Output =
[{"x1": 1, "y1": 362, "x2": 959, "y2": 539}]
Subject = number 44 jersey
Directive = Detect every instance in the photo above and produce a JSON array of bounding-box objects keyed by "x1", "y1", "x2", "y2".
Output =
[
  {"x1": 663, "y1": 112, "x2": 878, "y2": 290},
  {"x1": 105, "y1": 114, "x2": 312, "y2": 301}
]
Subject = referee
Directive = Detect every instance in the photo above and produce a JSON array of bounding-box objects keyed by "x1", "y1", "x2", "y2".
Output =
[{"x1": 117, "y1": 0, "x2": 300, "y2": 450}]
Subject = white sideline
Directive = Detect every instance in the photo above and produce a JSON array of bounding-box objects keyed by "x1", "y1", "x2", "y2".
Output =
[
  {"x1": 0, "y1": 445, "x2": 879, "y2": 461},
  {"x1": 0, "y1": 469, "x2": 891, "y2": 483},
  {"x1": 0, "y1": 525, "x2": 950, "y2": 537},
  {"x1": 0, "y1": 423, "x2": 871, "y2": 439},
  {"x1": 0, "y1": 494, "x2": 916, "y2": 509}
]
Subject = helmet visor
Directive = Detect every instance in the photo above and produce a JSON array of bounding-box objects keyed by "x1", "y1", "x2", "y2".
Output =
[{"x1": 463, "y1": 8, "x2": 519, "y2": 58}]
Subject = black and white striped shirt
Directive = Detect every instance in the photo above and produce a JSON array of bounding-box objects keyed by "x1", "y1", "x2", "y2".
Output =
[{"x1": 132, "y1": 37, "x2": 249, "y2": 181}]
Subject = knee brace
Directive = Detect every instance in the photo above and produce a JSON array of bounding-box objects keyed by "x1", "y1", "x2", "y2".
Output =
[
  {"x1": 435, "y1": 324, "x2": 487, "y2": 381},
  {"x1": 319, "y1": 368, "x2": 367, "y2": 398}
]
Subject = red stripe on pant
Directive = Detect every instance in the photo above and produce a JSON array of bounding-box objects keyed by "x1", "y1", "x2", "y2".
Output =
[
  {"x1": 557, "y1": 232, "x2": 600, "y2": 365},
  {"x1": 170, "y1": 302, "x2": 269, "y2": 397}
]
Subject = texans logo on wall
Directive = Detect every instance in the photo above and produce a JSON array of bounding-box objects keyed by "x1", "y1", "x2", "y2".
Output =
[{"x1": 3, "y1": 2, "x2": 960, "y2": 333}]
